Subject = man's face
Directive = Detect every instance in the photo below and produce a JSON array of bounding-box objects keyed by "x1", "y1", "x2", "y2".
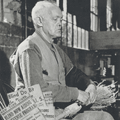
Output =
[{"x1": 42, "y1": 6, "x2": 62, "y2": 39}]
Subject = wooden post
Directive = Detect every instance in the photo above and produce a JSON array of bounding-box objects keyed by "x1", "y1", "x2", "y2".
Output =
[
  {"x1": 63, "y1": 0, "x2": 67, "y2": 12},
  {"x1": 25, "y1": 0, "x2": 27, "y2": 38},
  {"x1": 56, "y1": 0, "x2": 59, "y2": 6},
  {"x1": 1, "y1": 0, "x2": 4, "y2": 21}
]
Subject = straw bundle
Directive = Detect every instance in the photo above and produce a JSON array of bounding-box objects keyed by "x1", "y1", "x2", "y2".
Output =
[
  {"x1": 91, "y1": 80, "x2": 118, "y2": 109},
  {"x1": 56, "y1": 80, "x2": 118, "y2": 120}
]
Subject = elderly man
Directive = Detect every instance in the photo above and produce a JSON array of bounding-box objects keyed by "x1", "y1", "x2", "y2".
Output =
[{"x1": 10, "y1": 1, "x2": 114, "y2": 120}]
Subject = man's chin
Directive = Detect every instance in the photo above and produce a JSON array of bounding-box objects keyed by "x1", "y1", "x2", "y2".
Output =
[{"x1": 55, "y1": 33, "x2": 61, "y2": 38}]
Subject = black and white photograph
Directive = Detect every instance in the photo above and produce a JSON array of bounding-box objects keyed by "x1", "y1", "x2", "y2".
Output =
[{"x1": 0, "y1": 0, "x2": 120, "y2": 120}]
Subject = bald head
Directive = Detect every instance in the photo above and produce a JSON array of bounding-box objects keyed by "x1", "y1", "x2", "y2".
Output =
[{"x1": 32, "y1": 1, "x2": 57, "y2": 25}]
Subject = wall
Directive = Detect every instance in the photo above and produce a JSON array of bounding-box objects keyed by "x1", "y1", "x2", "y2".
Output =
[
  {"x1": 0, "y1": 21, "x2": 35, "y2": 88},
  {"x1": 0, "y1": 22, "x2": 24, "y2": 88}
]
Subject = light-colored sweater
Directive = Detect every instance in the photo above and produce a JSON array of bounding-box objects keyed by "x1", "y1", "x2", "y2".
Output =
[{"x1": 10, "y1": 32, "x2": 79, "y2": 102}]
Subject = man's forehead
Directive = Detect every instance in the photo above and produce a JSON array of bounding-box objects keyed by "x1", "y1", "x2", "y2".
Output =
[{"x1": 48, "y1": 6, "x2": 62, "y2": 17}]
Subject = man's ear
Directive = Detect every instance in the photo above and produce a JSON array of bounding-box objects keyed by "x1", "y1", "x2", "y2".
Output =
[{"x1": 35, "y1": 16, "x2": 43, "y2": 27}]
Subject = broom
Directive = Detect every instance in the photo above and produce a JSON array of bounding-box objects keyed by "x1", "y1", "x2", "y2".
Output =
[
  {"x1": 91, "y1": 80, "x2": 118, "y2": 109},
  {"x1": 56, "y1": 80, "x2": 118, "y2": 120}
]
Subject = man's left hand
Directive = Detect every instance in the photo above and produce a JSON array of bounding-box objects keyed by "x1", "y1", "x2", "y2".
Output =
[{"x1": 85, "y1": 83, "x2": 97, "y2": 105}]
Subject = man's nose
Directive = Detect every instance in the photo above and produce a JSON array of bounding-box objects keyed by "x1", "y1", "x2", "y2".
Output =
[{"x1": 58, "y1": 20, "x2": 62, "y2": 27}]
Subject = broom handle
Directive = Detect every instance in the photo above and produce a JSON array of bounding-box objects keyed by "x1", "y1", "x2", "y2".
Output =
[
  {"x1": 56, "y1": 112, "x2": 68, "y2": 120},
  {"x1": 56, "y1": 104, "x2": 82, "y2": 120}
]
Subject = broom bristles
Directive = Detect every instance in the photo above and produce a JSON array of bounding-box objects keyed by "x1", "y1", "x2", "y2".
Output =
[{"x1": 91, "y1": 80, "x2": 118, "y2": 109}]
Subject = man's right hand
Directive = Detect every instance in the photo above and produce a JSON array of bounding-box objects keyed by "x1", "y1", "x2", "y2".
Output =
[{"x1": 77, "y1": 90, "x2": 90, "y2": 105}]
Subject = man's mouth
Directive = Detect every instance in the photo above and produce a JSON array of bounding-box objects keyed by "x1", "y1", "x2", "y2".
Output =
[{"x1": 57, "y1": 29, "x2": 62, "y2": 32}]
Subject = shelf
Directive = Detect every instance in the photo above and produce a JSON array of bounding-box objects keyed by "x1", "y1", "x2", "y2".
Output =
[{"x1": 89, "y1": 31, "x2": 120, "y2": 50}]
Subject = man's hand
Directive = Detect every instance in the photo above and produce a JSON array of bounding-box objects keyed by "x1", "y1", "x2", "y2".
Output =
[
  {"x1": 77, "y1": 90, "x2": 90, "y2": 105},
  {"x1": 85, "y1": 84, "x2": 97, "y2": 105}
]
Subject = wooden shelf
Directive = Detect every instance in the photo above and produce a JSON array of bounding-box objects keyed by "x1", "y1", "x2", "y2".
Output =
[{"x1": 89, "y1": 31, "x2": 120, "y2": 50}]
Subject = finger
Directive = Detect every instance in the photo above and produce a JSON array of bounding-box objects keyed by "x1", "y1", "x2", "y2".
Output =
[
  {"x1": 80, "y1": 95, "x2": 89, "y2": 103},
  {"x1": 84, "y1": 94, "x2": 91, "y2": 105},
  {"x1": 89, "y1": 93, "x2": 96, "y2": 103},
  {"x1": 85, "y1": 98, "x2": 91, "y2": 106}
]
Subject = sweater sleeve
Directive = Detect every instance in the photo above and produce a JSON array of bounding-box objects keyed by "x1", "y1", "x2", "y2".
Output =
[
  {"x1": 66, "y1": 66, "x2": 93, "y2": 91},
  {"x1": 55, "y1": 46, "x2": 92, "y2": 90},
  {"x1": 19, "y1": 48, "x2": 79, "y2": 103}
]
